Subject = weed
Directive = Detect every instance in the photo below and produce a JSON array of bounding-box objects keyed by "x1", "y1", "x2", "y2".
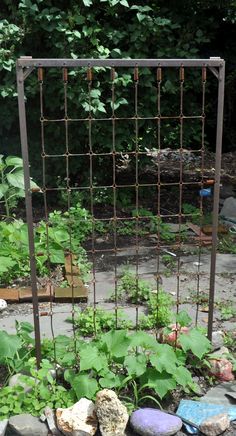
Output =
[
  {"x1": 68, "y1": 306, "x2": 132, "y2": 336},
  {"x1": 224, "y1": 332, "x2": 236, "y2": 351},
  {"x1": 114, "y1": 271, "x2": 152, "y2": 304},
  {"x1": 188, "y1": 289, "x2": 209, "y2": 305},
  {"x1": 162, "y1": 254, "x2": 176, "y2": 270},
  {"x1": 218, "y1": 234, "x2": 236, "y2": 254},
  {"x1": 183, "y1": 203, "x2": 201, "y2": 224},
  {"x1": 216, "y1": 301, "x2": 236, "y2": 321},
  {"x1": 145, "y1": 291, "x2": 174, "y2": 327}
]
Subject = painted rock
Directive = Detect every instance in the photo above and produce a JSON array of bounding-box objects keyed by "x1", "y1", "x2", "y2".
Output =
[{"x1": 130, "y1": 408, "x2": 182, "y2": 436}]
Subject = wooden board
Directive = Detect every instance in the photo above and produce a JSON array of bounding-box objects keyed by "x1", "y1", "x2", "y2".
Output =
[
  {"x1": 0, "y1": 288, "x2": 19, "y2": 302},
  {"x1": 54, "y1": 285, "x2": 88, "y2": 302},
  {"x1": 187, "y1": 222, "x2": 212, "y2": 246},
  {"x1": 19, "y1": 285, "x2": 52, "y2": 302}
]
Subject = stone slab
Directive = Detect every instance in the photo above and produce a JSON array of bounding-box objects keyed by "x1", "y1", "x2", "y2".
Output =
[{"x1": 200, "y1": 382, "x2": 236, "y2": 406}]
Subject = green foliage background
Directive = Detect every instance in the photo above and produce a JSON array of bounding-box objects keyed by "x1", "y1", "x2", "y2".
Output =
[{"x1": 1, "y1": 0, "x2": 236, "y2": 182}]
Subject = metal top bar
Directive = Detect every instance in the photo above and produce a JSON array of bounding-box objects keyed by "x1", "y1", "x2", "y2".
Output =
[{"x1": 17, "y1": 58, "x2": 225, "y2": 68}]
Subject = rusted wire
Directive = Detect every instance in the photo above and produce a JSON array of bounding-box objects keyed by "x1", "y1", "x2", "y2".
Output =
[{"x1": 27, "y1": 62, "x2": 220, "y2": 362}]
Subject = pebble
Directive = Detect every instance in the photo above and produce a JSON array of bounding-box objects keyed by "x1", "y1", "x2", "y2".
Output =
[
  {"x1": 130, "y1": 408, "x2": 182, "y2": 436},
  {"x1": 199, "y1": 413, "x2": 230, "y2": 436}
]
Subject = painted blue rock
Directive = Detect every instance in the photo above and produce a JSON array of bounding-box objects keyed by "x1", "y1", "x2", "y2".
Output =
[{"x1": 130, "y1": 408, "x2": 182, "y2": 436}]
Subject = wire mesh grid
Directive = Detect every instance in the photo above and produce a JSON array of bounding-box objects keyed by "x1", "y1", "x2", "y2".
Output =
[{"x1": 16, "y1": 58, "x2": 225, "y2": 366}]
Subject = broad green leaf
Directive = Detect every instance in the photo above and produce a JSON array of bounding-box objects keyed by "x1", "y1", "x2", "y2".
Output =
[
  {"x1": 150, "y1": 344, "x2": 178, "y2": 374},
  {"x1": 137, "y1": 12, "x2": 146, "y2": 22},
  {"x1": 179, "y1": 328, "x2": 212, "y2": 359},
  {"x1": 129, "y1": 331, "x2": 158, "y2": 350},
  {"x1": 5, "y1": 156, "x2": 23, "y2": 168},
  {"x1": 173, "y1": 365, "x2": 193, "y2": 387},
  {"x1": 82, "y1": 0, "x2": 92, "y2": 6},
  {"x1": 39, "y1": 384, "x2": 51, "y2": 400},
  {"x1": 90, "y1": 89, "x2": 101, "y2": 98},
  {"x1": 124, "y1": 354, "x2": 147, "y2": 377},
  {"x1": 0, "y1": 256, "x2": 17, "y2": 274},
  {"x1": 0, "y1": 183, "x2": 8, "y2": 199},
  {"x1": 97, "y1": 102, "x2": 106, "y2": 113},
  {"x1": 142, "y1": 368, "x2": 176, "y2": 399},
  {"x1": 99, "y1": 371, "x2": 123, "y2": 388},
  {"x1": 120, "y1": 0, "x2": 129, "y2": 7},
  {"x1": 113, "y1": 97, "x2": 128, "y2": 110},
  {"x1": 101, "y1": 330, "x2": 130, "y2": 358},
  {"x1": 49, "y1": 249, "x2": 65, "y2": 264},
  {"x1": 6, "y1": 169, "x2": 25, "y2": 189},
  {"x1": 14, "y1": 188, "x2": 25, "y2": 198},
  {"x1": 6, "y1": 169, "x2": 40, "y2": 191},
  {"x1": 0, "y1": 331, "x2": 22, "y2": 362},
  {"x1": 16, "y1": 321, "x2": 34, "y2": 333},
  {"x1": 80, "y1": 344, "x2": 108, "y2": 372},
  {"x1": 69, "y1": 374, "x2": 98, "y2": 399},
  {"x1": 49, "y1": 228, "x2": 69, "y2": 244},
  {"x1": 176, "y1": 310, "x2": 192, "y2": 327},
  {"x1": 0, "y1": 405, "x2": 9, "y2": 414},
  {"x1": 30, "y1": 179, "x2": 40, "y2": 190}
]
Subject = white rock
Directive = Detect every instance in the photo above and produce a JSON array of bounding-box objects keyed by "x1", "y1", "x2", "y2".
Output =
[
  {"x1": 212, "y1": 331, "x2": 224, "y2": 351},
  {"x1": 199, "y1": 413, "x2": 230, "y2": 436},
  {"x1": 0, "y1": 299, "x2": 7, "y2": 311},
  {"x1": 95, "y1": 389, "x2": 129, "y2": 436},
  {"x1": 0, "y1": 419, "x2": 8, "y2": 436},
  {"x1": 56, "y1": 398, "x2": 97, "y2": 436}
]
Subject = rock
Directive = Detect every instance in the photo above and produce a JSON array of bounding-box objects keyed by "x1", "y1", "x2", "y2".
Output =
[
  {"x1": 160, "y1": 324, "x2": 189, "y2": 348},
  {"x1": 41, "y1": 406, "x2": 62, "y2": 435},
  {"x1": 220, "y1": 184, "x2": 235, "y2": 200},
  {"x1": 220, "y1": 197, "x2": 236, "y2": 219},
  {"x1": 8, "y1": 414, "x2": 48, "y2": 435},
  {"x1": 0, "y1": 299, "x2": 7, "y2": 311},
  {"x1": 0, "y1": 419, "x2": 8, "y2": 436},
  {"x1": 209, "y1": 358, "x2": 234, "y2": 382},
  {"x1": 56, "y1": 398, "x2": 97, "y2": 436},
  {"x1": 8, "y1": 373, "x2": 36, "y2": 393},
  {"x1": 130, "y1": 408, "x2": 182, "y2": 436},
  {"x1": 199, "y1": 413, "x2": 230, "y2": 435},
  {"x1": 95, "y1": 389, "x2": 129, "y2": 436},
  {"x1": 212, "y1": 331, "x2": 224, "y2": 351},
  {"x1": 199, "y1": 382, "x2": 236, "y2": 406},
  {"x1": 210, "y1": 346, "x2": 230, "y2": 357}
]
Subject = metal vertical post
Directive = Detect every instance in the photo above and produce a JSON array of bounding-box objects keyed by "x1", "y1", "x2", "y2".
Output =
[
  {"x1": 16, "y1": 62, "x2": 42, "y2": 366},
  {"x1": 208, "y1": 61, "x2": 225, "y2": 340}
]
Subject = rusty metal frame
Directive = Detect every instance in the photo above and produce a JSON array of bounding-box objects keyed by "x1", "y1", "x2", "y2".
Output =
[{"x1": 16, "y1": 57, "x2": 225, "y2": 366}]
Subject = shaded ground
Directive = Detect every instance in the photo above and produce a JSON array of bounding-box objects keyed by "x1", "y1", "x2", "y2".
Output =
[{"x1": 1, "y1": 244, "x2": 236, "y2": 337}]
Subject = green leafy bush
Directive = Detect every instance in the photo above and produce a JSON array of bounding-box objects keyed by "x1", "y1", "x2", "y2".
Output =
[
  {"x1": 0, "y1": 359, "x2": 76, "y2": 419},
  {"x1": 0, "y1": 155, "x2": 39, "y2": 217},
  {"x1": 0, "y1": 202, "x2": 91, "y2": 284},
  {"x1": 0, "y1": 322, "x2": 213, "y2": 419},
  {"x1": 110, "y1": 271, "x2": 152, "y2": 304},
  {"x1": 68, "y1": 306, "x2": 132, "y2": 336}
]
